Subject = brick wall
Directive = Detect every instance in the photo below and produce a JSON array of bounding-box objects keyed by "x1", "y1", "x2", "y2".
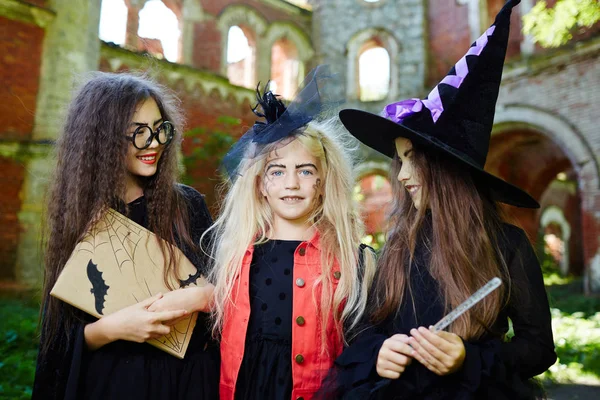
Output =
[
  {"x1": 498, "y1": 42, "x2": 600, "y2": 275},
  {"x1": 0, "y1": 157, "x2": 26, "y2": 280},
  {"x1": 0, "y1": 15, "x2": 45, "y2": 281},
  {"x1": 193, "y1": 19, "x2": 222, "y2": 71},
  {"x1": 426, "y1": 0, "x2": 470, "y2": 86},
  {"x1": 0, "y1": 17, "x2": 44, "y2": 140},
  {"x1": 177, "y1": 87, "x2": 257, "y2": 209}
]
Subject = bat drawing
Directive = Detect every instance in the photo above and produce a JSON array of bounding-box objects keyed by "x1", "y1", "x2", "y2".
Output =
[
  {"x1": 87, "y1": 259, "x2": 110, "y2": 315},
  {"x1": 179, "y1": 268, "x2": 201, "y2": 288}
]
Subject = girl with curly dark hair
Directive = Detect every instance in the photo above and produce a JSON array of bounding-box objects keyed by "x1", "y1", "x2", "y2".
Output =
[{"x1": 33, "y1": 72, "x2": 218, "y2": 400}]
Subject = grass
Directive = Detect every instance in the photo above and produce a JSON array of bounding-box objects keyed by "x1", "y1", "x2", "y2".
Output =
[
  {"x1": 538, "y1": 274, "x2": 600, "y2": 385},
  {"x1": 1, "y1": 273, "x2": 599, "y2": 397},
  {"x1": 0, "y1": 297, "x2": 40, "y2": 399}
]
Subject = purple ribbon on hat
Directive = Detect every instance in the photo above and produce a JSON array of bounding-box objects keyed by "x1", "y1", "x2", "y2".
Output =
[{"x1": 383, "y1": 25, "x2": 496, "y2": 124}]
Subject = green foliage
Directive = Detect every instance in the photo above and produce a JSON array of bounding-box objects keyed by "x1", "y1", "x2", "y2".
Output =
[
  {"x1": 539, "y1": 309, "x2": 600, "y2": 384},
  {"x1": 522, "y1": 0, "x2": 600, "y2": 48},
  {"x1": 361, "y1": 232, "x2": 386, "y2": 251},
  {"x1": 181, "y1": 116, "x2": 240, "y2": 185},
  {"x1": 538, "y1": 277, "x2": 600, "y2": 384},
  {"x1": 546, "y1": 277, "x2": 600, "y2": 319},
  {"x1": 0, "y1": 298, "x2": 39, "y2": 399}
]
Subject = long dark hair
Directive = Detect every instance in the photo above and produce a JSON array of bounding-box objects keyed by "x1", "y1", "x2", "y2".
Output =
[
  {"x1": 40, "y1": 72, "x2": 197, "y2": 354},
  {"x1": 371, "y1": 144, "x2": 511, "y2": 340}
]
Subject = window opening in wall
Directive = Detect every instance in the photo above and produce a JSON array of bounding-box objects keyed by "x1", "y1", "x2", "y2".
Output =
[
  {"x1": 138, "y1": 0, "x2": 181, "y2": 62},
  {"x1": 359, "y1": 42, "x2": 390, "y2": 102},
  {"x1": 271, "y1": 38, "x2": 300, "y2": 99},
  {"x1": 99, "y1": 0, "x2": 127, "y2": 45},
  {"x1": 227, "y1": 25, "x2": 256, "y2": 88}
]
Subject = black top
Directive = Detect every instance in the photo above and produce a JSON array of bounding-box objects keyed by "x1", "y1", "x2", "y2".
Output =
[
  {"x1": 235, "y1": 240, "x2": 301, "y2": 400},
  {"x1": 320, "y1": 220, "x2": 556, "y2": 400},
  {"x1": 33, "y1": 184, "x2": 219, "y2": 400}
]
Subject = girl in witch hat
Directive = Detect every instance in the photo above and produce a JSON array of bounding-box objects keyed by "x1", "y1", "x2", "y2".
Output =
[
  {"x1": 206, "y1": 65, "x2": 376, "y2": 400},
  {"x1": 320, "y1": 1, "x2": 556, "y2": 399}
]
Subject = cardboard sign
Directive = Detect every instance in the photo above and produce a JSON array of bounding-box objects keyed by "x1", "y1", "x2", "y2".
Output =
[{"x1": 51, "y1": 208, "x2": 205, "y2": 358}]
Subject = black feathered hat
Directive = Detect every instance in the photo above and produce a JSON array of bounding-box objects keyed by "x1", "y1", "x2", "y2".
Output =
[
  {"x1": 339, "y1": 0, "x2": 538, "y2": 208},
  {"x1": 221, "y1": 65, "x2": 338, "y2": 180}
]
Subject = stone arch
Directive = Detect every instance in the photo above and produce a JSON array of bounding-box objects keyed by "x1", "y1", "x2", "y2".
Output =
[
  {"x1": 265, "y1": 22, "x2": 314, "y2": 62},
  {"x1": 493, "y1": 104, "x2": 599, "y2": 190},
  {"x1": 540, "y1": 206, "x2": 571, "y2": 275},
  {"x1": 493, "y1": 103, "x2": 599, "y2": 294},
  {"x1": 264, "y1": 22, "x2": 313, "y2": 98},
  {"x1": 346, "y1": 28, "x2": 399, "y2": 102},
  {"x1": 217, "y1": 5, "x2": 268, "y2": 77}
]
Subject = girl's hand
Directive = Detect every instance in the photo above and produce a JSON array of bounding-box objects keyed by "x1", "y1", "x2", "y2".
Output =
[
  {"x1": 408, "y1": 326, "x2": 466, "y2": 375},
  {"x1": 85, "y1": 293, "x2": 187, "y2": 350},
  {"x1": 376, "y1": 334, "x2": 414, "y2": 379},
  {"x1": 148, "y1": 284, "x2": 215, "y2": 315}
]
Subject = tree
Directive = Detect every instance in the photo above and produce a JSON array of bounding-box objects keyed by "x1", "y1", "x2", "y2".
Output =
[{"x1": 522, "y1": 0, "x2": 600, "y2": 48}]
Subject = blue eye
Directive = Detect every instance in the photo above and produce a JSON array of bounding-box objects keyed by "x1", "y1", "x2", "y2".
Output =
[
  {"x1": 271, "y1": 170, "x2": 284, "y2": 177},
  {"x1": 300, "y1": 170, "x2": 313, "y2": 176}
]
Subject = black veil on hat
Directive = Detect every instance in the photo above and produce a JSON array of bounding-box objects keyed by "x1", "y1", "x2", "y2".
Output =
[
  {"x1": 339, "y1": 0, "x2": 539, "y2": 208},
  {"x1": 221, "y1": 65, "x2": 340, "y2": 181}
]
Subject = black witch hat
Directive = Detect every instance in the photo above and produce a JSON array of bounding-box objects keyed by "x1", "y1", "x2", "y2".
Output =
[{"x1": 339, "y1": 0, "x2": 538, "y2": 208}]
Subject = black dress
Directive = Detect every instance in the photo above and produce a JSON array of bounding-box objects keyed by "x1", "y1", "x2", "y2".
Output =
[
  {"x1": 234, "y1": 240, "x2": 301, "y2": 400},
  {"x1": 33, "y1": 184, "x2": 220, "y2": 400},
  {"x1": 322, "y1": 220, "x2": 556, "y2": 400}
]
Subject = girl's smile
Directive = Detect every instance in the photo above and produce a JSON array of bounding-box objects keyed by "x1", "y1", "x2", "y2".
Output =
[
  {"x1": 136, "y1": 152, "x2": 158, "y2": 165},
  {"x1": 405, "y1": 184, "x2": 421, "y2": 196}
]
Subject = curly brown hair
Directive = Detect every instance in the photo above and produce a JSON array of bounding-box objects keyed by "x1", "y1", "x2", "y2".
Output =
[{"x1": 40, "y1": 72, "x2": 197, "y2": 355}]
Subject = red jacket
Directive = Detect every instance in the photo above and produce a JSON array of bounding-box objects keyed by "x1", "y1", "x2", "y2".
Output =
[{"x1": 220, "y1": 231, "x2": 343, "y2": 400}]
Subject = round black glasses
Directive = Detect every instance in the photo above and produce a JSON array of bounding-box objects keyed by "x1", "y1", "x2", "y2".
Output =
[{"x1": 127, "y1": 121, "x2": 175, "y2": 150}]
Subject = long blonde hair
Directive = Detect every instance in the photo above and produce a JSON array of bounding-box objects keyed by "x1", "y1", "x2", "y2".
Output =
[{"x1": 206, "y1": 119, "x2": 376, "y2": 346}]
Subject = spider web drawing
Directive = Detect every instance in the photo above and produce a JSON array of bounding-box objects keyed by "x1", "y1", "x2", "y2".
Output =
[{"x1": 76, "y1": 209, "x2": 195, "y2": 355}]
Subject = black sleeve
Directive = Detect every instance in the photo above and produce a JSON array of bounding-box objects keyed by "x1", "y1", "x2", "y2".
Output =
[
  {"x1": 32, "y1": 306, "x2": 88, "y2": 400},
  {"x1": 457, "y1": 226, "x2": 557, "y2": 393},
  {"x1": 176, "y1": 184, "x2": 214, "y2": 277},
  {"x1": 500, "y1": 227, "x2": 557, "y2": 375}
]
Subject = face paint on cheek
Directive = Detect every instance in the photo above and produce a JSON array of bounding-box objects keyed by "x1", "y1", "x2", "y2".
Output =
[
  {"x1": 313, "y1": 178, "x2": 322, "y2": 191},
  {"x1": 311, "y1": 178, "x2": 323, "y2": 206},
  {"x1": 262, "y1": 175, "x2": 275, "y2": 197}
]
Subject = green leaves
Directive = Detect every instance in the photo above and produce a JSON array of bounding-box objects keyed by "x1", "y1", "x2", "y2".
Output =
[
  {"x1": 522, "y1": 0, "x2": 600, "y2": 48},
  {"x1": 538, "y1": 278, "x2": 600, "y2": 384},
  {"x1": 181, "y1": 116, "x2": 240, "y2": 184},
  {"x1": 0, "y1": 299, "x2": 39, "y2": 399}
]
